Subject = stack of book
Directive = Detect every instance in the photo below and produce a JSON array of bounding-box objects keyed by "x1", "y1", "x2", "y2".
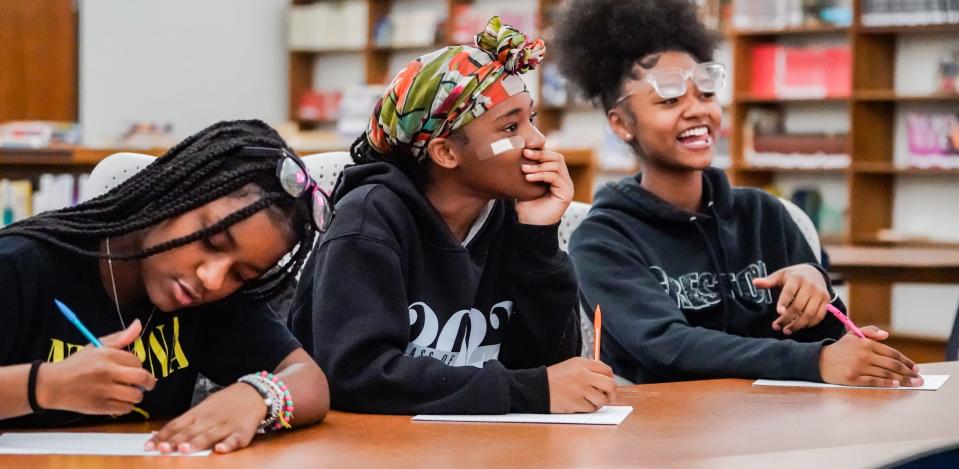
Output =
[
  {"x1": 289, "y1": 1, "x2": 367, "y2": 51},
  {"x1": 0, "y1": 173, "x2": 87, "y2": 227},
  {"x1": 905, "y1": 111, "x2": 959, "y2": 169},
  {"x1": 751, "y1": 44, "x2": 851, "y2": 99},
  {"x1": 861, "y1": 0, "x2": 959, "y2": 27},
  {"x1": 732, "y1": 0, "x2": 852, "y2": 30},
  {"x1": 744, "y1": 108, "x2": 850, "y2": 169}
]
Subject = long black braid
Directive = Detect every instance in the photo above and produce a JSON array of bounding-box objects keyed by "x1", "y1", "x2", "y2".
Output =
[{"x1": 0, "y1": 119, "x2": 317, "y2": 301}]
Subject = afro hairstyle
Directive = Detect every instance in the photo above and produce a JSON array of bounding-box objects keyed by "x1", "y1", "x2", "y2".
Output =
[{"x1": 552, "y1": 0, "x2": 720, "y2": 111}]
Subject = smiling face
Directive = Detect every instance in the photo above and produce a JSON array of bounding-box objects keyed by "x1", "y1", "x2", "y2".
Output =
[
  {"x1": 607, "y1": 51, "x2": 723, "y2": 172},
  {"x1": 135, "y1": 189, "x2": 295, "y2": 312},
  {"x1": 433, "y1": 92, "x2": 550, "y2": 201}
]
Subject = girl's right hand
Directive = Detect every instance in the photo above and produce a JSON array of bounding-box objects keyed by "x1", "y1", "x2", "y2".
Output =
[
  {"x1": 819, "y1": 326, "x2": 923, "y2": 388},
  {"x1": 546, "y1": 357, "x2": 617, "y2": 413},
  {"x1": 36, "y1": 319, "x2": 157, "y2": 415}
]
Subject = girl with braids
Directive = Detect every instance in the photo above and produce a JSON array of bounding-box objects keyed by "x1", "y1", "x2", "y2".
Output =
[
  {"x1": 555, "y1": 0, "x2": 921, "y2": 387},
  {"x1": 288, "y1": 17, "x2": 616, "y2": 415},
  {"x1": 0, "y1": 120, "x2": 330, "y2": 453}
]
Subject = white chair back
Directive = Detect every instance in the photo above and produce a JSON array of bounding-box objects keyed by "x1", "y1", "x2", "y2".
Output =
[
  {"x1": 558, "y1": 201, "x2": 591, "y2": 253},
  {"x1": 82, "y1": 150, "x2": 356, "y2": 203},
  {"x1": 301, "y1": 151, "x2": 353, "y2": 193},
  {"x1": 82, "y1": 152, "x2": 157, "y2": 202},
  {"x1": 778, "y1": 197, "x2": 822, "y2": 263}
]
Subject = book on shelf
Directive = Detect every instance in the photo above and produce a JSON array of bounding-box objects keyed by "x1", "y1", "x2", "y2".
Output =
[
  {"x1": 732, "y1": 0, "x2": 852, "y2": 30},
  {"x1": 861, "y1": 0, "x2": 959, "y2": 27},
  {"x1": 336, "y1": 84, "x2": 387, "y2": 140},
  {"x1": 449, "y1": 3, "x2": 536, "y2": 44},
  {"x1": 939, "y1": 50, "x2": 959, "y2": 95},
  {"x1": 298, "y1": 90, "x2": 343, "y2": 124},
  {"x1": 0, "y1": 174, "x2": 89, "y2": 228},
  {"x1": 750, "y1": 44, "x2": 850, "y2": 99},
  {"x1": 289, "y1": 1, "x2": 367, "y2": 51},
  {"x1": 905, "y1": 111, "x2": 959, "y2": 169},
  {"x1": 0, "y1": 179, "x2": 32, "y2": 227},
  {"x1": 744, "y1": 108, "x2": 849, "y2": 169}
]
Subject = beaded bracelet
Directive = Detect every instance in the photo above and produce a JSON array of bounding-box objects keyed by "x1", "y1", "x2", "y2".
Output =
[
  {"x1": 259, "y1": 371, "x2": 294, "y2": 430},
  {"x1": 238, "y1": 372, "x2": 294, "y2": 432}
]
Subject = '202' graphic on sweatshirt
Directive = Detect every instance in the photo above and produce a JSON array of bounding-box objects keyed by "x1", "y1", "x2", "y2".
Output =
[
  {"x1": 650, "y1": 261, "x2": 773, "y2": 310},
  {"x1": 404, "y1": 300, "x2": 514, "y2": 368}
]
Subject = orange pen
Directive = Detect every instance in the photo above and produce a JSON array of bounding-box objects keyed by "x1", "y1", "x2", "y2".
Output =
[{"x1": 593, "y1": 305, "x2": 602, "y2": 361}]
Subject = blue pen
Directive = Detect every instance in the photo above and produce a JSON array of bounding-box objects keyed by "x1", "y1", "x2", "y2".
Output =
[
  {"x1": 54, "y1": 299, "x2": 104, "y2": 347},
  {"x1": 54, "y1": 299, "x2": 148, "y2": 392}
]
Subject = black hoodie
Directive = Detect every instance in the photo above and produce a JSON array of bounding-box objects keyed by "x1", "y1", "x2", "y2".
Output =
[
  {"x1": 569, "y1": 167, "x2": 845, "y2": 384},
  {"x1": 288, "y1": 161, "x2": 580, "y2": 414}
]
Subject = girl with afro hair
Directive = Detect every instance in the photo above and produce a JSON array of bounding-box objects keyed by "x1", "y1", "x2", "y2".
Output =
[{"x1": 555, "y1": 0, "x2": 921, "y2": 388}]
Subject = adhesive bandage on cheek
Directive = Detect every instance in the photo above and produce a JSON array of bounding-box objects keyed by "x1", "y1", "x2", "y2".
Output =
[{"x1": 477, "y1": 136, "x2": 525, "y2": 161}]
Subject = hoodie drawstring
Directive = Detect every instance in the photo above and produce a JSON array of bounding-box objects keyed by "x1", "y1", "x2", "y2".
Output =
[{"x1": 689, "y1": 201, "x2": 733, "y2": 332}]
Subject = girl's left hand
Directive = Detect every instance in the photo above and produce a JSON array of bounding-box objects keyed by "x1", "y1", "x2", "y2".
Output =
[
  {"x1": 516, "y1": 149, "x2": 574, "y2": 226},
  {"x1": 145, "y1": 382, "x2": 266, "y2": 454},
  {"x1": 752, "y1": 264, "x2": 832, "y2": 335}
]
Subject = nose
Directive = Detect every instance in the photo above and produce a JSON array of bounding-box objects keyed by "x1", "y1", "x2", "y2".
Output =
[
  {"x1": 681, "y1": 85, "x2": 710, "y2": 119},
  {"x1": 196, "y1": 256, "x2": 231, "y2": 293},
  {"x1": 524, "y1": 122, "x2": 546, "y2": 150}
]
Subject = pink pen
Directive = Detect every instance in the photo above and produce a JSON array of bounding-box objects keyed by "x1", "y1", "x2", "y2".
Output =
[{"x1": 826, "y1": 304, "x2": 866, "y2": 338}]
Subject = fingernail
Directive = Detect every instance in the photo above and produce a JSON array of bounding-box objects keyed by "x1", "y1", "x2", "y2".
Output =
[
  {"x1": 772, "y1": 324, "x2": 781, "y2": 331},
  {"x1": 144, "y1": 441, "x2": 155, "y2": 451},
  {"x1": 159, "y1": 442, "x2": 172, "y2": 453},
  {"x1": 784, "y1": 329, "x2": 792, "y2": 335},
  {"x1": 891, "y1": 381, "x2": 900, "y2": 387},
  {"x1": 911, "y1": 378, "x2": 923, "y2": 386},
  {"x1": 180, "y1": 443, "x2": 191, "y2": 453}
]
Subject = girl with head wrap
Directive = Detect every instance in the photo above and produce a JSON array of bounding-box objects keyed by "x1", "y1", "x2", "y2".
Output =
[{"x1": 289, "y1": 17, "x2": 616, "y2": 414}]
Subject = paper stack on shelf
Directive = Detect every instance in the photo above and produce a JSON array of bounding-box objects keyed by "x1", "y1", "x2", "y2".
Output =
[{"x1": 0, "y1": 121, "x2": 80, "y2": 149}]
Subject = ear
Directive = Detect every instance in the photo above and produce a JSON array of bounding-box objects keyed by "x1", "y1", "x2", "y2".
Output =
[
  {"x1": 607, "y1": 108, "x2": 635, "y2": 143},
  {"x1": 426, "y1": 137, "x2": 461, "y2": 170}
]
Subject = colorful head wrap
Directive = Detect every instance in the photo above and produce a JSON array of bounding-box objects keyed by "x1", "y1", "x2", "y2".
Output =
[{"x1": 366, "y1": 16, "x2": 545, "y2": 162}]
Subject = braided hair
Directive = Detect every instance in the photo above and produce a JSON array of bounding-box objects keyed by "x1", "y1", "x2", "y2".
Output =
[{"x1": 0, "y1": 119, "x2": 317, "y2": 301}]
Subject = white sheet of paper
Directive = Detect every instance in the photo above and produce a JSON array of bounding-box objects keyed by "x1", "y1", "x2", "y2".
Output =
[
  {"x1": 0, "y1": 432, "x2": 211, "y2": 456},
  {"x1": 412, "y1": 405, "x2": 633, "y2": 425},
  {"x1": 753, "y1": 374, "x2": 949, "y2": 391}
]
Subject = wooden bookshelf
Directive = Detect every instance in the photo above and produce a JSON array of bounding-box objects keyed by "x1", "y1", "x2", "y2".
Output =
[
  {"x1": 728, "y1": 0, "x2": 959, "y2": 362},
  {"x1": 727, "y1": 25, "x2": 849, "y2": 37},
  {"x1": 858, "y1": 23, "x2": 959, "y2": 35},
  {"x1": 0, "y1": 0, "x2": 77, "y2": 123},
  {"x1": 854, "y1": 90, "x2": 959, "y2": 102},
  {"x1": 735, "y1": 94, "x2": 851, "y2": 104},
  {"x1": 287, "y1": 0, "x2": 597, "y2": 201}
]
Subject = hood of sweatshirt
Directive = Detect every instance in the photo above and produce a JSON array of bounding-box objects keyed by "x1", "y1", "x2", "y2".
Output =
[{"x1": 592, "y1": 166, "x2": 734, "y2": 225}]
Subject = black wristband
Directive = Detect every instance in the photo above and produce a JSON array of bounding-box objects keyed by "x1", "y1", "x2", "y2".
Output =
[{"x1": 28, "y1": 359, "x2": 46, "y2": 413}]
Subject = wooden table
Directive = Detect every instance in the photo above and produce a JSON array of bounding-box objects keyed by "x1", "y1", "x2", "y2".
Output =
[{"x1": 4, "y1": 361, "x2": 959, "y2": 468}]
